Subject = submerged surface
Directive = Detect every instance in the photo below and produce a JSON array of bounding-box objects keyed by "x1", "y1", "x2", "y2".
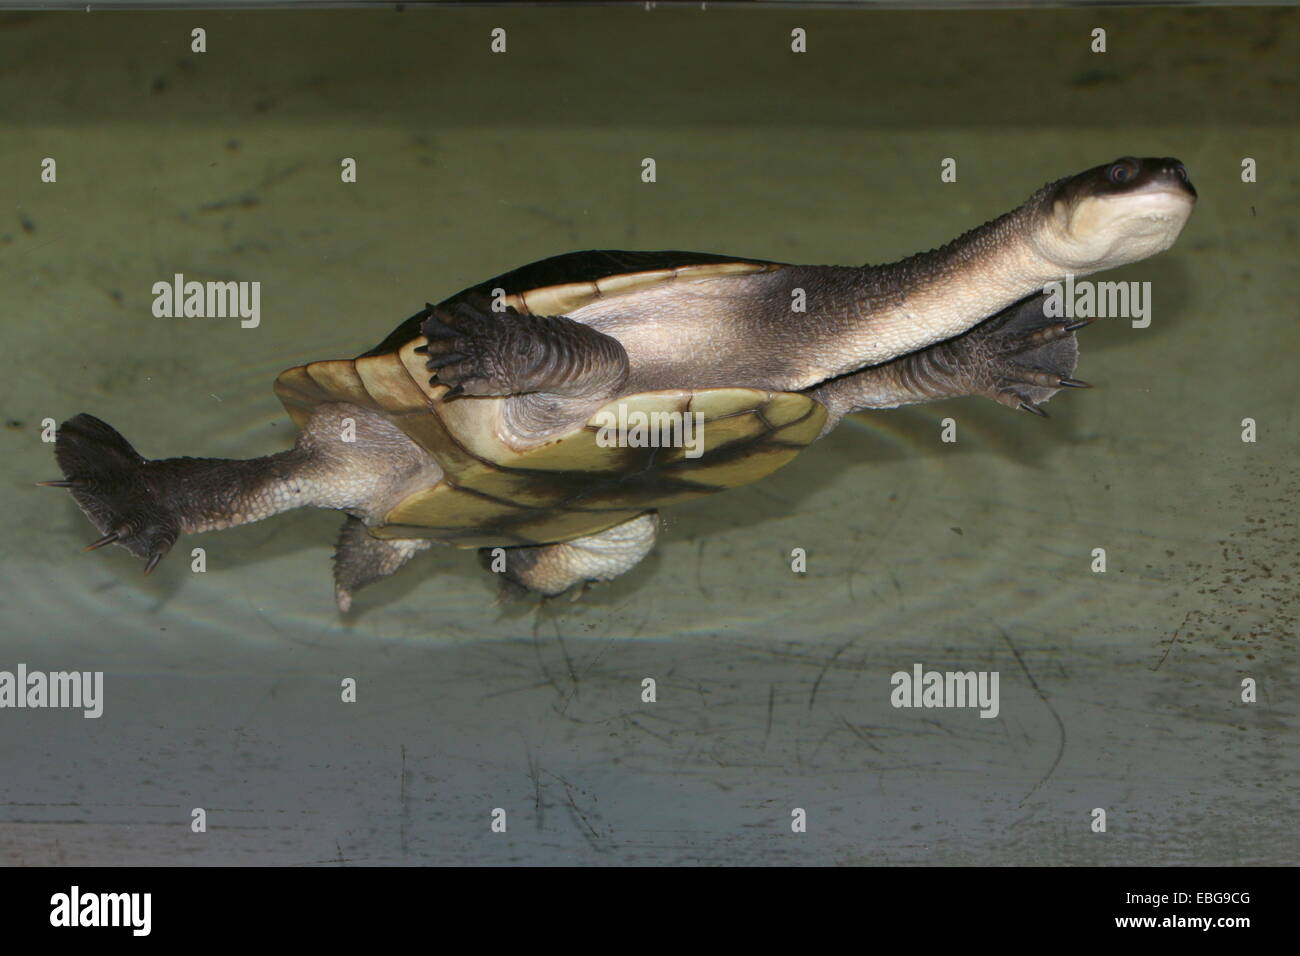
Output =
[{"x1": 1, "y1": 6, "x2": 1296, "y2": 864}]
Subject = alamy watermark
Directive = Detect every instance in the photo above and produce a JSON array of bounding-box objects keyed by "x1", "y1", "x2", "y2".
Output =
[
  {"x1": 50, "y1": 886, "x2": 150, "y2": 936},
  {"x1": 592, "y1": 403, "x2": 705, "y2": 458},
  {"x1": 1042, "y1": 273, "x2": 1152, "y2": 328},
  {"x1": 0, "y1": 664, "x2": 103, "y2": 718},
  {"x1": 890, "y1": 663, "x2": 999, "y2": 718},
  {"x1": 152, "y1": 272, "x2": 260, "y2": 328}
]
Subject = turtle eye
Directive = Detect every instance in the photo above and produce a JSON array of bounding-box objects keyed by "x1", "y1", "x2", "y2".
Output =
[{"x1": 1106, "y1": 160, "x2": 1138, "y2": 185}]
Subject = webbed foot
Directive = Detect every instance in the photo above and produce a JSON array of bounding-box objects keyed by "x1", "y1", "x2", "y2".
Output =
[
  {"x1": 418, "y1": 297, "x2": 519, "y2": 398},
  {"x1": 44, "y1": 414, "x2": 180, "y2": 573},
  {"x1": 943, "y1": 296, "x2": 1094, "y2": 417},
  {"x1": 418, "y1": 295, "x2": 629, "y2": 401}
]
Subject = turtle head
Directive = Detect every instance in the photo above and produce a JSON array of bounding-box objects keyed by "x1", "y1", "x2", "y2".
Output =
[{"x1": 1029, "y1": 157, "x2": 1197, "y2": 274}]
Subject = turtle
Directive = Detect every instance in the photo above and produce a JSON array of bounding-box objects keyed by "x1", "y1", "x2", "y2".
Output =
[{"x1": 46, "y1": 157, "x2": 1195, "y2": 610}]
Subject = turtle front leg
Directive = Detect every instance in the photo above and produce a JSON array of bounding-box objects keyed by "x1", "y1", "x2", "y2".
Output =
[
  {"x1": 482, "y1": 512, "x2": 659, "y2": 598},
  {"x1": 808, "y1": 293, "x2": 1093, "y2": 434},
  {"x1": 419, "y1": 297, "x2": 630, "y2": 402}
]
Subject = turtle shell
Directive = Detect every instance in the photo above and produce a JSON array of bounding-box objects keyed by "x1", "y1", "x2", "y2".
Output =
[{"x1": 273, "y1": 251, "x2": 826, "y2": 549}]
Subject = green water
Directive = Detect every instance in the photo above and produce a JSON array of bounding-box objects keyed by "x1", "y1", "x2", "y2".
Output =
[{"x1": 1, "y1": 6, "x2": 1295, "y2": 864}]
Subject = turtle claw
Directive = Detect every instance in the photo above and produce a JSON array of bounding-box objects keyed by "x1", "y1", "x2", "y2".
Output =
[
  {"x1": 427, "y1": 377, "x2": 466, "y2": 400},
  {"x1": 1007, "y1": 318, "x2": 1092, "y2": 354},
  {"x1": 990, "y1": 372, "x2": 1062, "y2": 418},
  {"x1": 984, "y1": 362, "x2": 1090, "y2": 415},
  {"x1": 426, "y1": 351, "x2": 469, "y2": 367},
  {"x1": 38, "y1": 479, "x2": 83, "y2": 488},
  {"x1": 84, "y1": 531, "x2": 122, "y2": 552}
]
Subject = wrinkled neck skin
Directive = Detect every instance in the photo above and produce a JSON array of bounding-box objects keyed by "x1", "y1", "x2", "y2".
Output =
[{"x1": 810, "y1": 192, "x2": 1071, "y2": 381}]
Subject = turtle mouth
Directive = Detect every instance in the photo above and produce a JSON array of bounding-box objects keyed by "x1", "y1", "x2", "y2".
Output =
[
  {"x1": 1122, "y1": 174, "x2": 1198, "y2": 207},
  {"x1": 1088, "y1": 184, "x2": 1196, "y2": 231}
]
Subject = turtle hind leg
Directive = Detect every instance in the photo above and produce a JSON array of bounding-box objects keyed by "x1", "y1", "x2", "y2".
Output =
[
  {"x1": 47, "y1": 414, "x2": 182, "y2": 572},
  {"x1": 45, "y1": 404, "x2": 426, "y2": 577},
  {"x1": 481, "y1": 512, "x2": 659, "y2": 599},
  {"x1": 46, "y1": 411, "x2": 315, "y2": 574},
  {"x1": 420, "y1": 296, "x2": 629, "y2": 401},
  {"x1": 332, "y1": 515, "x2": 433, "y2": 612}
]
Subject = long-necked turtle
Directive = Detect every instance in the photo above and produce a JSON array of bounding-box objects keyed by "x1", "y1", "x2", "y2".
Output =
[{"x1": 47, "y1": 157, "x2": 1195, "y2": 609}]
